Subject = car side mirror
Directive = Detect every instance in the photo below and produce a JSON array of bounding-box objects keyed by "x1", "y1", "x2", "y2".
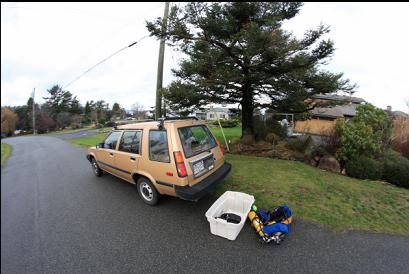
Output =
[{"x1": 96, "y1": 142, "x2": 105, "y2": 149}]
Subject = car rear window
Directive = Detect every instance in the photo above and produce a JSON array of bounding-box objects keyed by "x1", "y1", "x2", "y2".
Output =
[{"x1": 178, "y1": 125, "x2": 217, "y2": 158}]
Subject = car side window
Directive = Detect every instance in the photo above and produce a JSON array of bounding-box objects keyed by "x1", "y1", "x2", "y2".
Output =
[
  {"x1": 118, "y1": 131, "x2": 142, "y2": 154},
  {"x1": 103, "y1": 131, "x2": 122, "y2": 150},
  {"x1": 149, "y1": 130, "x2": 170, "y2": 162}
]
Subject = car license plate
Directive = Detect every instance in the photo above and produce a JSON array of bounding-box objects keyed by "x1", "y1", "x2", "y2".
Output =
[{"x1": 193, "y1": 161, "x2": 205, "y2": 175}]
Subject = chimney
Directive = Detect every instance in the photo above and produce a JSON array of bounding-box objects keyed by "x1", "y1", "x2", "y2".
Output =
[{"x1": 387, "y1": 105, "x2": 392, "y2": 112}]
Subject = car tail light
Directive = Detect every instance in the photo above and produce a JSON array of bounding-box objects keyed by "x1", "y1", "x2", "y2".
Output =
[
  {"x1": 217, "y1": 140, "x2": 225, "y2": 155},
  {"x1": 174, "y1": 151, "x2": 187, "y2": 177}
]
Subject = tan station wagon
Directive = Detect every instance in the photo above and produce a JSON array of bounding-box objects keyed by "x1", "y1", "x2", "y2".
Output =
[{"x1": 86, "y1": 118, "x2": 231, "y2": 205}]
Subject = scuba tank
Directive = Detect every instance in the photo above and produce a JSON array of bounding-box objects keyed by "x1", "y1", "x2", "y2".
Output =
[
  {"x1": 248, "y1": 210, "x2": 266, "y2": 237},
  {"x1": 248, "y1": 204, "x2": 292, "y2": 245}
]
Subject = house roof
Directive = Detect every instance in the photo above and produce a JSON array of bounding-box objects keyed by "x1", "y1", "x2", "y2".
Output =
[
  {"x1": 390, "y1": 110, "x2": 409, "y2": 118},
  {"x1": 312, "y1": 104, "x2": 359, "y2": 119},
  {"x1": 312, "y1": 94, "x2": 366, "y2": 104}
]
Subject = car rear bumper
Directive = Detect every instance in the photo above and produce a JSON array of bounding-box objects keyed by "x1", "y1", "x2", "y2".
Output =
[{"x1": 175, "y1": 162, "x2": 231, "y2": 201}]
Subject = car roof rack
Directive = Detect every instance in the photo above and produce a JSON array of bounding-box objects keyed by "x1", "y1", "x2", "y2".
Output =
[{"x1": 157, "y1": 116, "x2": 198, "y2": 130}]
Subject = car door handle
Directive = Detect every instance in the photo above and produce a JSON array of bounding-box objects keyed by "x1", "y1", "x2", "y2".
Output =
[
  {"x1": 109, "y1": 152, "x2": 114, "y2": 156},
  {"x1": 130, "y1": 156, "x2": 136, "y2": 160}
]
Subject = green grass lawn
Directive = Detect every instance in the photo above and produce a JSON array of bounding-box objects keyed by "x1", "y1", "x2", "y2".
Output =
[
  {"x1": 214, "y1": 154, "x2": 409, "y2": 235},
  {"x1": 68, "y1": 127, "x2": 409, "y2": 234},
  {"x1": 210, "y1": 126, "x2": 241, "y2": 143},
  {"x1": 1, "y1": 143, "x2": 12, "y2": 167},
  {"x1": 70, "y1": 133, "x2": 108, "y2": 148}
]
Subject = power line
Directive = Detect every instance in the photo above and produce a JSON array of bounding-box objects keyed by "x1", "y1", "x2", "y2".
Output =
[{"x1": 63, "y1": 35, "x2": 149, "y2": 89}]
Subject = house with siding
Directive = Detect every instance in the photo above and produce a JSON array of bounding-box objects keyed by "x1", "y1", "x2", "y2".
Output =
[
  {"x1": 194, "y1": 107, "x2": 231, "y2": 121},
  {"x1": 294, "y1": 94, "x2": 366, "y2": 136}
]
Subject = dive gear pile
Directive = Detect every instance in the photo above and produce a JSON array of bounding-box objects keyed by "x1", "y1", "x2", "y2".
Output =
[{"x1": 248, "y1": 204, "x2": 293, "y2": 244}]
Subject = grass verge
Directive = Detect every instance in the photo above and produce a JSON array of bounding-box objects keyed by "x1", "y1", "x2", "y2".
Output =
[
  {"x1": 70, "y1": 133, "x2": 108, "y2": 148},
  {"x1": 1, "y1": 143, "x2": 12, "y2": 167},
  {"x1": 69, "y1": 128, "x2": 409, "y2": 234},
  {"x1": 214, "y1": 154, "x2": 409, "y2": 235}
]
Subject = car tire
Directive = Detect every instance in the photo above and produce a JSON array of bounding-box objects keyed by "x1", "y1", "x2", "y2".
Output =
[
  {"x1": 91, "y1": 158, "x2": 103, "y2": 177},
  {"x1": 136, "y1": 177, "x2": 159, "y2": 205}
]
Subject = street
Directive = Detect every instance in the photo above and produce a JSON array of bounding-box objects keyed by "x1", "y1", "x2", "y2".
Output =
[{"x1": 2, "y1": 135, "x2": 409, "y2": 274}]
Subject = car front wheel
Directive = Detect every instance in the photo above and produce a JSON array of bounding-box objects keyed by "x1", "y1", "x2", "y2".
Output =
[
  {"x1": 91, "y1": 158, "x2": 103, "y2": 177},
  {"x1": 137, "y1": 177, "x2": 159, "y2": 205}
]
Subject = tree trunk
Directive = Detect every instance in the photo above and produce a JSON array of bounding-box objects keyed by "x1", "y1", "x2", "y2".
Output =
[{"x1": 241, "y1": 84, "x2": 254, "y2": 139}]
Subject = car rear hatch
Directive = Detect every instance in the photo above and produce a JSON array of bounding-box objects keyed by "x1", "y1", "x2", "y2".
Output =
[{"x1": 177, "y1": 124, "x2": 225, "y2": 186}]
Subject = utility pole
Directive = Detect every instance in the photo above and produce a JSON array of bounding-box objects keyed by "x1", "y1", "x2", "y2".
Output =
[
  {"x1": 155, "y1": 2, "x2": 170, "y2": 120},
  {"x1": 32, "y1": 88, "x2": 36, "y2": 135}
]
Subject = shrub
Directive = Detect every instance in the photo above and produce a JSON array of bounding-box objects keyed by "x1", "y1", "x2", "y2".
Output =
[
  {"x1": 287, "y1": 136, "x2": 313, "y2": 153},
  {"x1": 265, "y1": 133, "x2": 281, "y2": 145},
  {"x1": 253, "y1": 116, "x2": 287, "y2": 141},
  {"x1": 391, "y1": 117, "x2": 409, "y2": 159},
  {"x1": 320, "y1": 128, "x2": 341, "y2": 154},
  {"x1": 380, "y1": 150, "x2": 409, "y2": 188},
  {"x1": 310, "y1": 146, "x2": 328, "y2": 159},
  {"x1": 104, "y1": 121, "x2": 117, "y2": 127},
  {"x1": 336, "y1": 104, "x2": 392, "y2": 162},
  {"x1": 212, "y1": 119, "x2": 239, "y2": 128},
  {"x1": 345, "y1": 156, "x2": 383, "y2": 180},
  {"x1": 69, "y1": 122, "x2": 82, "y2": 129}
]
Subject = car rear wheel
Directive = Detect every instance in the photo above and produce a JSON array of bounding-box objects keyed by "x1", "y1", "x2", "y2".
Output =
[
  {"x1": 137, "y1": 177, "x2": 159, "y2": 205},
  {"x1": 91, "y1": 158, "x2": 103, "y2": 177}
]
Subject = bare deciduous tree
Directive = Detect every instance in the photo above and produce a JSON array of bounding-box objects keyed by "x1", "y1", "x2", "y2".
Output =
[{"x1": 131, "y1": 103, "x2": 147, "y2": 120}]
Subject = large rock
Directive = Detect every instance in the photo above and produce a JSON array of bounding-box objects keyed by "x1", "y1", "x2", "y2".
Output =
[{"x1": 318, "y1": 155, "x2": 341, "y2": 173}]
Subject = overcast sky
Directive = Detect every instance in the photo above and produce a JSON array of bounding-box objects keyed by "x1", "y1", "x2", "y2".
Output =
[{"x1": 2, "y1": 2, "x2": 409, "y2": 112}]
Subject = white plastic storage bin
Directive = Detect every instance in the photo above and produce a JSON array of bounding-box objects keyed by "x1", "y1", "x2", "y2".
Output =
[{"x1": 205, "y1": 191, "x2": 255, "y2": 240}]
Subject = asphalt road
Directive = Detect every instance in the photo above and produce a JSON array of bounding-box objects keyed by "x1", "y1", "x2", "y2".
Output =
[
  {"x1": 52, "y1": 129, "x2": 104, "y2": 140},
  {"x1": 2, "y1": 136, "x2": 409, "y2": 274}
]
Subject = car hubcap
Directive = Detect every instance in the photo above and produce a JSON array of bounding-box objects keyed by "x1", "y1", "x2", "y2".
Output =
[
  {"x1": 140, "y1": 182, "x2": 153, "y2": 201},
  {"x1": 93, "y1": 161, "x2": 99, "y2": 173}
]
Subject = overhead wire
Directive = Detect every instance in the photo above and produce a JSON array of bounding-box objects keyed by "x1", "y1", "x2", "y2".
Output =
[{"x1": 62, "y1": 35, "x2": 149, "y2": 89}]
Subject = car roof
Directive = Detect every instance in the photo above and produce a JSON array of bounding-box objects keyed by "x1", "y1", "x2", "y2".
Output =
[{"x1": 116, "y1": 119, "x2": 205, "y2": 130}]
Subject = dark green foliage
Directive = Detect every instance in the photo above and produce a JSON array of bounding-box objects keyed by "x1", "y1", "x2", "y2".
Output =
[
  {"x1": 212, "y1": 119, "x2": 239, "y2": 128},
  {"x1": 253, "y1": 117, "x2": 287, "y2": 141},
  {"x1": 380, "y1": 151, "x2": 409, "y2": 188},
  {"x1": 84, "y1": 101, "x2": 93, "y2": 122},
  {"x1": 310, "y1": 146, "x2": 328, "y2": 158},
  {"x1": 345, "y1": 156, "x2": 383, "y2": 181},
  {"x1": 287, "y1": 136, "x2": 313, "y2": 153},
  {"x1": 147, "y1": 2, "x2": 355, "y2": 138},
  {"x1": 43, "y1": 85, "x2": 76, "y2": 118},
  {"x1": 112, "y1": 103, "x2": 120, "y2": 113},
  {"x1": 336, "y1": 104, "x2": 393, "y2": 162},
  {"x1": 104, "y1": 121, "x2": 117, "y2": 127}
]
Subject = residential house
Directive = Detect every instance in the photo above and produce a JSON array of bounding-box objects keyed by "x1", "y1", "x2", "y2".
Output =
[
  {"x1": 294, "y1": 94, "x2": 366, "y2": 136},
  {"x1": 385, "y1": 105, "x2": 409, "y2": 119},
  {"x1": 194, "y1": 107, "x2": 230, "y2": 121}
]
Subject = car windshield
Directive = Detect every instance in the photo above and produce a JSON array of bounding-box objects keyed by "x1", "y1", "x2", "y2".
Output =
[{"x1": 178, "y1": 125, "x2": 217, "y2": 158}]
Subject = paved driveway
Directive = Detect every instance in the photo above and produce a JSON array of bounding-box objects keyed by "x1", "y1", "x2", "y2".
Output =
[{"x1": 2, "y1": 136, "x2": 409, "y2": 274}]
